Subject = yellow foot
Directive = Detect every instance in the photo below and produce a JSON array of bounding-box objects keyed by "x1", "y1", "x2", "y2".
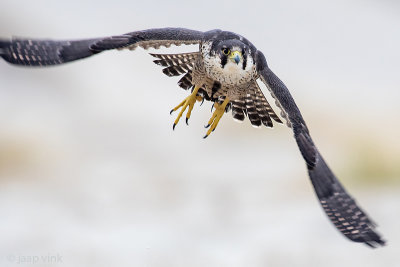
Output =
[
  {"x1": 170, "y1": 86, "x2": 200, "y2": 129},
  {"x1": 203, "y1": 97, "x2": 230, "y2": 138}
]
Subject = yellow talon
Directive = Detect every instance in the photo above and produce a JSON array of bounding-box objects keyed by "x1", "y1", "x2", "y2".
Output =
[
  {"x1": 203, "y1": 97, "x2": 230, "y2": 138},
  {"x1": 170, "y1": 86, "x2": 200, "y2": 129}
]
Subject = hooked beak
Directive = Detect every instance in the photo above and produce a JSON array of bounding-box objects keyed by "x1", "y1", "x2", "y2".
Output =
[{"x1": 229, "y1": 51, "x2": 242, "y2": 64}]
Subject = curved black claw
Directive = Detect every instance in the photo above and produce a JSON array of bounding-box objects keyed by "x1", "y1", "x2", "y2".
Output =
[
  {"x1": 172, "y1": 123, "x2": 176, "y2": 130},
  {"x1": 200, "y1": 98, "x2": 205, "y2": 106},
  {"x1": 204, "y1": 124, "x2": 210, "y2": 128},
  {"x1": 185, "y1": 117, "x2": 189, "y2": 125},
  {"x1": 210, "y1": 103, "x2": 215, "y2": 113},
  {"x1": 203, "y1": 134, "x2": 209, "y2": 139},
  {"x1": 170, "y1": 109, "x2": 174, "y2": 115}
]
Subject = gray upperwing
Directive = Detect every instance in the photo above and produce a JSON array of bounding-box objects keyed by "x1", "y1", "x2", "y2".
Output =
[
  {"x1": 0, "y1": 27, "x2": 205, "y2": 66},
  {"x1": 256, "y1": 50, "x2": 385, "y2": 247}
]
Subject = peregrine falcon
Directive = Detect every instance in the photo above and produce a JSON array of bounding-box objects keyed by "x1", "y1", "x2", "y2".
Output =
[{"x1": 0, "y1": 28, "x2": 385, "y2": 247}]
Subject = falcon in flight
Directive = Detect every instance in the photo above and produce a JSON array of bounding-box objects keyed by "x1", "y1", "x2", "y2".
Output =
[{"x1": 0, "y1": 28, "x2": 385, "y2": 247}]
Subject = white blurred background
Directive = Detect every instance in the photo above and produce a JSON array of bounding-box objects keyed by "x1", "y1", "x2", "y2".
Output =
[{"x1": 0, "y1": 0, "x2": 399, "y2": 266}]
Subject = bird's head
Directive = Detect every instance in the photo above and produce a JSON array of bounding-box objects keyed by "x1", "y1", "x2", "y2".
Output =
[
  {"x1": 220, "y1": 46, "x2": 241, "y2": 65},
  {"x1": 204, "y1": 39, "x2": 254, "y2": 85},
  {"x1": 214, "y1": 40, "x2": 246, "y2": 69}
]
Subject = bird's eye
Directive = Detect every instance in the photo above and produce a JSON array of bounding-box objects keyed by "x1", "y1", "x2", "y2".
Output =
[{"x1": 222, "y1": 48, "x2": 230, "y2": 55}]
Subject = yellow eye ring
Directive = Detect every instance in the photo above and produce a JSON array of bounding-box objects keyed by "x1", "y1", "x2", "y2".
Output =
[{"x1": 222, "y1": 48, "x2": 230, "y2": 55}]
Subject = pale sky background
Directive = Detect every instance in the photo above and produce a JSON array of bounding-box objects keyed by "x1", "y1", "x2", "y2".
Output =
[{"x1": 0, "y1": 0, "x2": 399, "y2": 266}]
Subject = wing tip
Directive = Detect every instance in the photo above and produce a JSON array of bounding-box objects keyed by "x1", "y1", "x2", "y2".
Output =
[
  {"x1": 361, "y1": 233, "x2": 386, "y2": 248},
  {"x1": 0, "y1": 39, "x2": 10, "y2": 59}
]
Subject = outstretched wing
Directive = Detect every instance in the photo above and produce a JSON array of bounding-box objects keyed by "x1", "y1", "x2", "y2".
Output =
[
  {"x1": 0, "y1": 28, "x2": 204, "y2": 66},
  {"x1": 256, "y1": 50, "x2": 385, "y2": 247}
]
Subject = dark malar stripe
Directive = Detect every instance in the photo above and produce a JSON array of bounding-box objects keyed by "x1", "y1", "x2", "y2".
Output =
[
  {"x1": 242, "y1": 48, "x2": 247, "y2": 70},
  {"x1": 220, "y1": 54, "x2": 227, "y2": 68}
]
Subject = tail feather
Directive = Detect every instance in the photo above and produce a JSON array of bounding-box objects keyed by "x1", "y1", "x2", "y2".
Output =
[
  {"x1": 245, "y1": 88, "x2": 262, "y2": 127},
  {"x1": 254, "y1": 84, "x2": 282, "y2": 124},
  {"x1": 231, "y1": 97, "x2": 246, "y2": 122},
  {"x1": 245, "y1": 82, "x2": 283, "y2": 128},
  {"x1": 253, "y1": 90, "x2": 273, "y2": 128}
]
